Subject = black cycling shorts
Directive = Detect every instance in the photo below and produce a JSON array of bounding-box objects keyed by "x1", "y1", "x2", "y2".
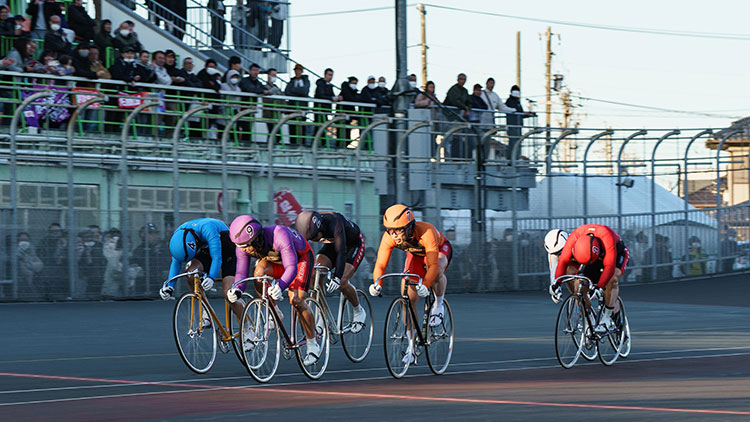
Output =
[
  {"x1": 194, "y1": 231, "x2": 236, "y2": 278},
  {"x1": 317, "y1": 233, "x2": 366, "y2": 272},
  {"x1": 581, "y1": 240, "x2": 628, "y2": 285}
]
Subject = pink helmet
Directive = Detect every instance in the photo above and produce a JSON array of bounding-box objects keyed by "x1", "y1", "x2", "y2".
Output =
[{"x1": 229, "y1": 215, "x2": 263, "y2": 246}]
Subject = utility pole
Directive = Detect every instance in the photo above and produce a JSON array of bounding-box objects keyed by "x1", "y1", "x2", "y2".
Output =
[
  {"x1": 516, "y1": 31, "x2": 521, "y2": 88},
  {"x1": 393, "y1": 0, "x2": 410, "y2": 207},
  {"x1": 544, "y1": 27, "x2": 552, "y2": 152},
  {"x1": 418, "y1": 3, "x2": 427, "y2": 89}
]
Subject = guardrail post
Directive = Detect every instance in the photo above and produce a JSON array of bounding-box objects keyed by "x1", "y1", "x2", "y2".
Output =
[
  {"x1": 714, "y1": 129, "x2": 742, "y2": 272},
  {"x1": 435, "y1": 124, "x2": 470, "y2": 231},
  {"x1": 545, "y1": 129, "x2": 578, "y2": 229},
  {"x1": 121, "y1": 100, "x2": 159, "y2": 295},
  {"x1": 267, "y1": 112, "x2": 305, "y2": 223},
  {"x1": 313, "y1": 116, "x2": 348, "y2": 210},
  {"x1": 510, "y1": 127, "x2": 546, "y2": 290},
  {"x1": 681, "y1": 129, "x2": 712, "y2": 276},
  {"x1": 649, "y1": 129, "x2": 681, "y2": 281},
  {"x1": 220, "y1": 107, "x2": 256, "y2": 223},
  {"x1": 396, "y1": 121, "x2": 431, "y2": 204},
  {"x1": 582, "y1": 129, "x2": 614, "y2": 223},
  {"x1": 66, "y1": 95, "x2": 105, "y2": 298},
  {"x1": 355, "y1": 118, "x2": 390, "y2": 224},
  {"x1": 616, "y1": 130, "x2": 647, "y2": 235},
  {"x1": 9, "y1": 90, "x2": 52, "y2": 299}
]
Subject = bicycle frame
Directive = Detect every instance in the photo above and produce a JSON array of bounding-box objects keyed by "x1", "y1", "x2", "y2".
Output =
[
  {"x1": 555, "y1": 274, "x2": 604, "y2": 340},
  {"x1": 377, "y1": 272, "x2": 432, "y2": 349},
  {"x1": 236, "y1": 275, "x2": 306, "y2": 352},
  {"x1": 163, "y1": 271, "x2": 246, "y2": 343},
  {"x1": 312, "y1": 265, "x2": 346, "y2": 336}
]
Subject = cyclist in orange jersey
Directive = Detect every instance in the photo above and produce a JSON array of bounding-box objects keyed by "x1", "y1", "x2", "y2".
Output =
[{"x1": 369, "y1": 204, "x2": 453, "y2": 363}]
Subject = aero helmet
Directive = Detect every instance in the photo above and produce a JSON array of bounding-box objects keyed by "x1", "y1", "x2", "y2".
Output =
[
  {"x1": 544, "y1": 229, "x2": 569, "y2": 254},
  {"x1": 572, "y1": 235, "x2": 602, "y2": 265},
  {"x1": 229, "y1": 215, "x2": 263, "y2": 246},
  {"x1": 294, "y1": 210, "x2": 322, "y2": 240},
  {"x1": 169, "y1": 227, "x2": 200, "y2": 262}
]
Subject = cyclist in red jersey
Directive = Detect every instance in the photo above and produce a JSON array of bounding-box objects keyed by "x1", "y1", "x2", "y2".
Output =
[{"x1": 551, "y1": 224, "x2": 629, "y2": 332}]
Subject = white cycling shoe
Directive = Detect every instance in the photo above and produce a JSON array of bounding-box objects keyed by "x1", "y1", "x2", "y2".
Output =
[
  {"x1": 595, "y1": 308, "x2": 616, "y2": 333},
  {"x1": 402, "y1": 347, "x2": 417, "y2": 365},
  {"x1": 429, "y1": 304, "x2": 444, "y2": 327},
  {"x1": 268, "y1": 308, "x2": 283, "y2": 331},
  {"x1": 242, "y1": 322, "x2": 255, "y2": 352},
  {"x1": 303, "y1": 337, "x2": 321, "y2": 366},
  {"x1": 352, "y1": 305, "x2": 366, "y2": 326},
  {"x1": 201, "y1": 313, "x2": 212, "y2": 330}
]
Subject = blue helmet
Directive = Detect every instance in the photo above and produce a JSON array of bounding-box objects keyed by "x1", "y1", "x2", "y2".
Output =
[{"x1": 169, "y1": 228, "x2": 200, "y2": 262}]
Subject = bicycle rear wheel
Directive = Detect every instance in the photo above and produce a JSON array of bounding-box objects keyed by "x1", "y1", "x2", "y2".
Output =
[
  {"x1": 617, "y1": 297, "x2": 631, "y2": 359},
  {"x1": 228, "y1": 292, "x2": 254, "y2": 365},
  {"x1": 173, "y1": 293, "x2": 217, "y2": 374},
  {"x1": 555, "y1": 295, "x2": 584, "y2": 369},
  {"x1": 294, "y1": 297, "x2": 330, "y2": 380},
  {"x1": 425, "y1": 299, "x2": 453, "y2": 375},
  {"x1": 241, "y1": 298, "x2": 280, "y2": 383},
  {"x1": 597, "y1": 305, "x2": 622, "y2": 366},
  {"x1": 341, "y1": 289, "x2": 374, "y2": 363},
  {"x1": 384, "y1": 297, "x2": 413, "y2": 379}
]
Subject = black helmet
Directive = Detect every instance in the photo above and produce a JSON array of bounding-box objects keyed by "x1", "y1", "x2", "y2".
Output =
[{"x1": 294, "y1": 210, "x2": 322, "y2": 240}]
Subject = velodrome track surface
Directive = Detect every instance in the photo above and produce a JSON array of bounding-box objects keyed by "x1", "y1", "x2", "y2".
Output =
[{"x1": 1, "y1": 273, "x2": 748, "y2": 421}]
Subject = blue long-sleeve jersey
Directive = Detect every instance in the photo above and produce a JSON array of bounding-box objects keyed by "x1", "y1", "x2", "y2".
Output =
[{"x1": 167, "y1": 218, "x2": 229, "y2": 286}]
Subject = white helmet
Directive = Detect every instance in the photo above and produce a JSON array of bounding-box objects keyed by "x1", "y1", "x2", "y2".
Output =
[{"x1": 544, "y1": 229, "x2": 568, "y2": 254}]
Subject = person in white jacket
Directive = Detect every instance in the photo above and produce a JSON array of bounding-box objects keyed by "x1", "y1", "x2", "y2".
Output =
[{"x1": 544, "y1": 229, "x2": 568, "y2": 302}]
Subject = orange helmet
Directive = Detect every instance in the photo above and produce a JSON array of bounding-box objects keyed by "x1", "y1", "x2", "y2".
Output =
[
  {"x1": 573, "y1": 235, "x2": 603, "y2": 265},
  {"x1": 383, "y1": 204, "x2": 415, "y2": 230}
]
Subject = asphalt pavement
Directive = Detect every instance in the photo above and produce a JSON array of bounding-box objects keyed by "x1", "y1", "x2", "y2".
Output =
[{"x1": 0, "y1": 272, "x2": 748, "y2": 421}]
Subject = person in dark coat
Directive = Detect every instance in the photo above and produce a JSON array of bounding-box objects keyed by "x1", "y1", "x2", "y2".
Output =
[
  {"x1": 93, "y1": 20, "x2": 115, "y2": 61},
  {"x1": 504, "y1": 84, "x2": 535, "y2": 160},
  {"x1": 337, "y1": 76, "x2": 360, "y2": 145},
  {"x1": 283, "y1": 63, "x2": 309, "y2": 145},
  {"x1": 43, "y1": 14, "x2": 73, "y2": 57},
  {"x1": 208, "y1": 0, "x2": 226, "y2": 48},
  {"x1": 26, "y1": 0, "x2": 63, "y2": 40},
  {"x1": 239, "y1": 62, "x2": 267, "y2": 95},
  {"x1": 71, "y1": 41, "x2": 97, "y2": 79},
  {"x1": 469, "y1": 83, "x2": 488, "y2": 124},
  {"x1": 108, "y1": 45, "x2": 139, "y2": 84},
  {"x1": 313, "y1": 67, "x2": 341, "y2": 126},
  {"x1": 66, "y1": 0, "x2": 95, "y2": 41}
]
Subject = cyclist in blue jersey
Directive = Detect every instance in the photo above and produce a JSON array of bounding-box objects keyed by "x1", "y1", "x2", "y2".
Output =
[{"x1": 159, "y1": 218, "x2": 242, "y2": 320}]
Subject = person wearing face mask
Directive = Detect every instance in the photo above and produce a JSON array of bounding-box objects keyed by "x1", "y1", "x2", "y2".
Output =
[
  {"x1": 284, "y1": 63, "x2": 310, "y2": 145},
  {"x1": 43, "y1": 15, "x2": 73, "y2": 57},
  {"x1": 376, "y1": 76, "x2": 390, "y2": 100},
  {"x1": 14, "y1": 232, "x2": 44, "y2": 299},
  {"x1": 359, "y1": 75, "x2": 385, "y2": 107},
  {"x1": 408, "y1": 73, "x2": 418, "y2": 90},
  {"x1": 504, "y1": 85, "x2": 536, "y2": 160},
  {"x1": 66, "y1": 0, "x2": 95, "y2": 41},
  {"x1": 219, "y1": 68, "x2": 243, "y2": 122},
  {"x1": 76, "y1": 229, "x2": 105, "y2": 298},
  {"x1": 109, "y1": 45, "x2": 140, "y2": 84},
  {"x1": 681, "y1": 236, "x2": 707, "y2": 276},
  {"x1": 26, "y1": 0, "x2": 60, "y2": 40},
  {"x1": 113, "y1": 21, "x2": 142, "y2": 55},
  {"x1": 337, "y1": 76, "x2": 360, "y2": 145},
  {"x1": 71, "y1": 41, "x2": 97, "y2": 79}
]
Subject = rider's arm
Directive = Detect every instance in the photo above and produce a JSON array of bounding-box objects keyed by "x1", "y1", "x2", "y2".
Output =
[
  {"x1": 597, "y1": 230, "x2": 618, "y2": 289},
  {"x1": 205, "y1": 230, "x2": 223, "y2": 281},
  {"x1": 548, "y1": 253, "x2": 559, "y2": 285},
  {"x1": 372, "y1": 232, "x2": 394, "y2": 285},
  {"x1": 420, "y1": 227, "x2": 441, "y2": 288},
  {"x1": 167, "y1": 257, "x2": 182, "y2": 288},
  {"x1": 332, "y1": 215, "x2": 347, "y2": 280},
  {"x1": 274, "y1": 227, "x2": 299, "y2": 290},
  {"x1": 554, "y1": 230, "x2": 578, "y2": 280},
  {"x1": 234, "y1": 246, "x2": 249, "y2": 285}
]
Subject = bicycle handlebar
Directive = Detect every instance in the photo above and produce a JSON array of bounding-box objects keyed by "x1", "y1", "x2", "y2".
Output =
[
  {"x1": 235, "y1": 275, "x2": 276, "y2": 286},
  {"x1": 162, "y1": 270, "x2": 207, "y2": 289},
  {"x1": 376, "y1": 272, "x2": 423, "y2": 286}
]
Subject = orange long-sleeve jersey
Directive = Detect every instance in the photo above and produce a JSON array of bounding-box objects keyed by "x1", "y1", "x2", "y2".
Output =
[{"x1": 373, "y1": 221, "x2": 446, "y2": 288}]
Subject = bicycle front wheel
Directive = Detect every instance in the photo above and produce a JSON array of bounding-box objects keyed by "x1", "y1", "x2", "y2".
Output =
[
  {"x1": 173, "y1": 293, "x2": 217, "y2": 374},
  {"x1": 425, "y1": 299, "x2": 453, "y2": 375},
  {"x1": 597, "y1": 305, "x2": 622, "y2": 367},
  {"x1": 555, "y1": 295, "x2": 584, "y2": 369},
  {"x1": 294, "y1": 297, "x2": 330, "y2": 380},
  {"x1": 241, "y1": 298, "x2": 280, "y2": 383},
  {"x1": 384, "y1": 297, "x2": 413, "y2": 379},
  {"x1": 341, "y1": 289, "x2": 374, "y2": 363}
]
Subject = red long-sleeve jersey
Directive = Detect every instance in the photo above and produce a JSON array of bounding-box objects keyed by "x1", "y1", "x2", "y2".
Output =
[{"x1": 555, "y1": 224, "x2": 621, "y2": 288}]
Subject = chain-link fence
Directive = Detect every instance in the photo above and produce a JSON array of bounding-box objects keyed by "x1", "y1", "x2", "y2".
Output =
[{"x1": 1, "y1": 77, "x2": 748, "y2": 301}]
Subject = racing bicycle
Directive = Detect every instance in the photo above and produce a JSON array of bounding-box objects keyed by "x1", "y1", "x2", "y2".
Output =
[
  {"x1": 239, "y1": 275, "x2": 330, "y2": 382},
  {"x1": 554, "y1": 274, "x2": 631, "y2": 368},
  {"x1": 163, "y1": 271, "x2": 252, "y2": 374},
  {"x1": 309, "y1": 265, "x2": 373, "y2": 362},
  {"x1": 377, "y1": 272, "x2": 454, "y2": 379}
]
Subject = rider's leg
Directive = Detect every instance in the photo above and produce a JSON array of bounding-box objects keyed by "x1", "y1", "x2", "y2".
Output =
[
  {"x1": 339, "y1": 263, "x2": 359, "y2": 306},
  {"x1": 253, "y1": 260, "x2": 283, "y2": 317},
  {"x1": 430, "y1": 253, "x2": 449, "y2": 313},
  {"x1": 563, "y1": 264, "x2": 590, "y2": 305},
  {"x1": 604, "y1": 268, "x2": 622, "y2": 314},
  {"x1": 289, "y1": 288, "x2": 314, "y2": 339},
  {"x1": 184, "y1": 260, "x2": 203, "y2": 291}
]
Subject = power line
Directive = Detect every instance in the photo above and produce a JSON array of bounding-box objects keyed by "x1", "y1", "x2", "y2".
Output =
[
  {"x1": 569, "y1": 95, "x2": 743, "y2": 119},
  {"x1": 421, "y1": 4, "x2": 750, "y2": 41},
  {"x1": 292, "y1": 5, "x2": 416, "y2": 18}
]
